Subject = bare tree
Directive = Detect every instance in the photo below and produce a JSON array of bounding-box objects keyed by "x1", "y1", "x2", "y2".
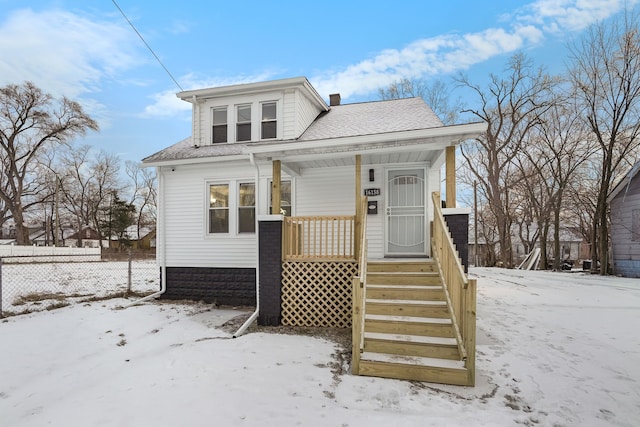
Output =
[
  {"x1": 456, "y1": 53, "x2": 560, "y2": 268},
  {"x1": 568, "y1": 11, "x2": 640, "y2": 274},
  {"x1": 125, "y1": 161, "x2": 157, "y2": 238},
  {"x1": 379, "y1": 78, "x2": 463, "y2": 124},
  {"x1": 0, "y1": 82, "x2": 98, "y2": 244},
  {"x1": 514, "y1": 92, "x2": 594, "y2": 269}
]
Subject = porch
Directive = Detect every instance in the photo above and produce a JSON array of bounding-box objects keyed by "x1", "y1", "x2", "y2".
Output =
[{"x1": 273, "y1": 192, "x2": 476, "y2": 386}]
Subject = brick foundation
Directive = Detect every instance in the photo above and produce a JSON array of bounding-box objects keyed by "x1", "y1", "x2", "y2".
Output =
[
  {"x1": 161, "y1": 267, "x2": 256, "y2": 306},
  {"x1": 258, "y1": 217, "x2": 283, "y2": 326}
]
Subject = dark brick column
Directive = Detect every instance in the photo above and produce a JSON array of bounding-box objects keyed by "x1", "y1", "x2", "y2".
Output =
[
  {"x1": 258, "y1": 216, "x2": 283, "y2": 326},
  {"x1": 443, "y1": 210, "x2": 470, "y2": 273}
]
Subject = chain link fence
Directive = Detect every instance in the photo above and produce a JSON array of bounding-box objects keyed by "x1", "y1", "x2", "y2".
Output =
[{"x1": 0, "y1": 252, "x2": 160, "y2": 317}]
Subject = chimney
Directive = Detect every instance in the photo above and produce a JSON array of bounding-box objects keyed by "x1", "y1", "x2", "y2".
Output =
[{"x1": 329, "y1": 93, "x2": 341, "y2": 106}]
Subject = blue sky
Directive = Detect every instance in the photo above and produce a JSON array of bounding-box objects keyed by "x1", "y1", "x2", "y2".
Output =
[{"x1": 0, "y1": 0, "x2": 637, "y2": 165}]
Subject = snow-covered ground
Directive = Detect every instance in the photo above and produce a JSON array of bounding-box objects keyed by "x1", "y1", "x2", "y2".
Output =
[{"x1": 0, "y1": 267, "x2": 638, "y2": 426}]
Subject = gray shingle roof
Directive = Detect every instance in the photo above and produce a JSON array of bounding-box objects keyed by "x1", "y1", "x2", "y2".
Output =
[
  {"x1": 299, "y1": 97, "x2": 443, "y2": 141},
  {"x1": 143, "y1": 97, "x2": 444, "y2": 164}
]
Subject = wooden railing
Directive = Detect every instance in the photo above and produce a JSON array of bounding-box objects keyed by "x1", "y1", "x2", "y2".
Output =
[
  {"x1": 351, "y1": 196, "x2": 368, "y2": 374},
  {"x1": 282, "y1": 215, "x2": 355, "y2": 260},
  {"x1": 431, "y1": 192, "x2": 477, "y2": 385}
]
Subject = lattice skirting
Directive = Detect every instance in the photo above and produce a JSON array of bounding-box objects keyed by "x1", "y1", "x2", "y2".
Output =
[{"x1": 281, "y1": 261, "x2": 358, "y2": 328}]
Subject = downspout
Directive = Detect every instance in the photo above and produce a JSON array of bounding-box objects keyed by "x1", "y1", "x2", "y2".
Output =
[
  {"x1": 233, "y1": 153, "x2": 260, "y2": 337},
  {"x1": 125, "y1": 166, "x2": 167, "y2": 307}
]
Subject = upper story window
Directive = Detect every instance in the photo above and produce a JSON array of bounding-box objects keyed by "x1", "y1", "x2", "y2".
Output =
[
  {"x1": 212, "y1": 107, "x2": 227, "y2": 143},
  {"x1": 261, "y1": 102, "x2": 277, "y2": 139},
  {"x1": 236, "y1": 105, "x2": 252, "y2": 142}
]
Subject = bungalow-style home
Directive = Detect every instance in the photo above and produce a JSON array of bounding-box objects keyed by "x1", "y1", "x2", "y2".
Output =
[
  {"x1": 143, "y1": 77, "x2": 485, "y2": 385},
  {"x1": 609, "y1": 161, "x2": 640, "y2": 277}
]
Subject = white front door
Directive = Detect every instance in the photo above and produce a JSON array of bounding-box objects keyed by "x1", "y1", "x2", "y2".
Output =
[{"x1": 385, "y1": 168, "x2": 427, "y2": 256}]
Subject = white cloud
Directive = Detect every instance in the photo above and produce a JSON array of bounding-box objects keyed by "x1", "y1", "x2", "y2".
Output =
[
  {"x1": 0, "y1": 8, "x2": 141, "y2": 103},
  {"x1": 142, "y1": 72, "x2": 278, "y2": 118},
  {"x1": 311, "y1": 0, "x2": 637, "y2": 100}
]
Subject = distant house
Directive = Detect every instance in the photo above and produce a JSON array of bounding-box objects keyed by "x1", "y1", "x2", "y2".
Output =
[
  {"x1": 110, "y1": 226, "x2": 156, "y2": 250},
  {"x1": 609, "y1": 162, "x2": 640, "y2": 277}
]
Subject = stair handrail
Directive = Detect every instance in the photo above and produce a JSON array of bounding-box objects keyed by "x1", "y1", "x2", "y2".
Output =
[
  {"x1": 431, "y1": 192, "x2": 468, "y2": 361},
  {"x1": 352, "y1": 195, "x2": 368, "y2": 374}
]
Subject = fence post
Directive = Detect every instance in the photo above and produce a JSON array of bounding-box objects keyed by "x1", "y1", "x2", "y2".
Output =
[
  {"x1": 0, "y1": 257, "x2": 3, "y2": 318},
  {"x1": 127, "y1": 250, "x2": 132, "y2": 295}
]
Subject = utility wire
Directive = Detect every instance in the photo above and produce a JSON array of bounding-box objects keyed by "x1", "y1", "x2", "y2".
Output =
[{"x1": 111, "y1": 0, "x2": 184, "y2": 92}]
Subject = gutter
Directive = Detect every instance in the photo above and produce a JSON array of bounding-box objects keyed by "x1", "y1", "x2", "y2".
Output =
[
  {"x1": 233, "y1": 153, "x2": 260, "y2": 337},
  {"x1": 124, "y1": 166, "x2": 167, "y2": 308}
]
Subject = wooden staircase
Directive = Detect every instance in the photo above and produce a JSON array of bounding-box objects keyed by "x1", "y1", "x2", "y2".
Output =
[{"x1": 354, "y1": 260, "x2": 474, "y2": 386}]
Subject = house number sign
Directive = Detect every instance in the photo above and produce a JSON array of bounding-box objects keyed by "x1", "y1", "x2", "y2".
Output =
[{"x1": 364, "y1": 188, "x2": 381, "y2": 196}]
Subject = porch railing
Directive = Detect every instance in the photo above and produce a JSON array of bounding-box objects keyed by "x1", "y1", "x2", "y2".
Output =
[
  {"x1": 282, "y1": 215, "x2": 355, "y2": 261},
  {"x1": 351, "y1": 196, "x2": 368, "y2": 374},
  {"x1": 431, "y1": 192, "x2": 477, "y2": 385}
]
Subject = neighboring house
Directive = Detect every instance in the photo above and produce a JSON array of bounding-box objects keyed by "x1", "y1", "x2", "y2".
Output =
[
  {"x1": 609, "y1": 162, "x2": 640, "y2": 277},
  {"x1": 143, "y1": 76, "x2": 485, "y2": 386},
  {"x1": 110, "y1": 225, "x2": 156, "y2": 250}
]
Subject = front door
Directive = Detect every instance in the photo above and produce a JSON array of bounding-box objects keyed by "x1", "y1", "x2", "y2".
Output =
[{"x1": 385, "y1": 168, "x2": 427, "y2": 256}]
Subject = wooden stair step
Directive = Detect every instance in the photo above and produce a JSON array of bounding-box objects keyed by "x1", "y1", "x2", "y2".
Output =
[
  {"x1": 365, "y1": 314, "x2": 451, "y2": 324},
  {"x1": 365, "y1": 299, "x2": 451, "y2": 318},
  {"x1": 367, "y1": 261, "x2": 437, "y2": 273},
  {"x1": 367, "y1": 272, "x2": 441, "y2": 286},
  {"x1": 364, "y1": 314, "x2": 454, "y2": 337},
  {"x1": 366, "y1": 285, "x2": 445, "y2": 300},
  {"x1": 365, "y1": 299, "x2": 446, "y2": 306},
  {"x1": 358, "y1": 352, "x2": 470, "y2": 386},
  {"x1": 364, "y1": 332, "x2": 457, "y2": 346},
  {"x1": 360, "y1": 351, "x2": 465, "y2": 369}
]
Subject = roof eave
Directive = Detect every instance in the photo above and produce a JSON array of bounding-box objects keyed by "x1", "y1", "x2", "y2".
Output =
[{"x1": 245, "y1": 121, "x2": 486, "y2": 157}]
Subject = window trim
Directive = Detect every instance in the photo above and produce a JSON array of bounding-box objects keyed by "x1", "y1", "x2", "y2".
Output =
[
  {"x1": 205, "y1": 179, "x2": 258, "y2": 237},
  {"x1": 236, "y1": 104, "x2": 252, "y2": 142},
  {"x1": 212, "y1": 106, "x2": 228, "y2": 144},
  {"x1": 208, "y1": 183, "x2": 230, "y2": 234},
  {"x1": 268, "y1": 179, "x2": 293, "y2": 216},
  {"x1": 261, "y1": 101, "x2": 277, "y2": 140},
  {"x1": 238, "y1": 181, "x2": 256, "y2": 234}
]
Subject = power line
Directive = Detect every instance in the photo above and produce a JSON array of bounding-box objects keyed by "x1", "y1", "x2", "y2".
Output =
[{"x1": 111, "y1": 0, "x2": 184, "y2": 92}]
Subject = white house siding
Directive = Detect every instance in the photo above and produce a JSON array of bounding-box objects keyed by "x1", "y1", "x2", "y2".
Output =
[
  {"x1": 295, "y1": 89, "x2": 322, "y2": 138},
  {"x1": 282, "y1": 89, "x2": 296, "y2": 140},
  {"x1": 294, "y1": 163, "x2": 434, "y2": 260},
  {"x1": 611, "y1": 176, "x2": 640, "y2": 276},
  {"x1": 160, "y1": 162, "x2": 258, "y2": 269},
  {"x1": 295, "y1": 166, "x2": 355, "y2": 216}
]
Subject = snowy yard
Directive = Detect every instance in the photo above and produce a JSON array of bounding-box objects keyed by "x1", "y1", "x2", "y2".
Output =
[{"x1": 0, "y1": 268, "x2": 638, "y2": 426}]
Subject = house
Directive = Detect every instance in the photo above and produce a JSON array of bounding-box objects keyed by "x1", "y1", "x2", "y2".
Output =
[
  {"x1": 143, "y1": 76, "x2": 485, "y2": 385},
  {"x1": 110, "y1": 225, "x2": 156, "y2": 250},
  {"x1": 609, "y1": 162, "x2": 640, "y2": 277}
]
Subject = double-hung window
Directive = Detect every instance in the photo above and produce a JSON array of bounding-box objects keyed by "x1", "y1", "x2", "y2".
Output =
[
  {"x1": 209, "y1": 184, "x2": 229, "y2": 233},
  {"x1": 261, "y1": 102, "x2": 277, "y2": 139},
  {"x1": 212, "y1": 107, "x2": 227, "y2": 143},
  {"x1": 238, "y1": 183, "x2": 255, "y2": 233},
  {"x1": 269, "y1": 180, "x2": 292, "y2": 216},
  {"x1": 236, "y1": 105, "x2": 251, "y2": 142}
]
